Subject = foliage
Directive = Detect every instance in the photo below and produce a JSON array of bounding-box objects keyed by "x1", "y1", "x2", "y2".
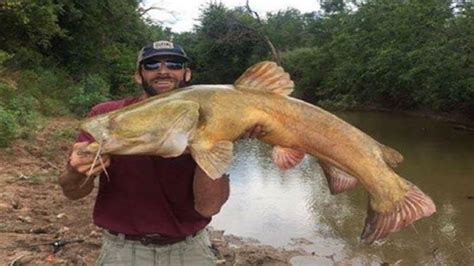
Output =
[
  {"x1": 264, "y1": 9, "x2": 308, "y2": 51},
  {"x1": 16, "y1": 68, "x2": 70, "y2": 114},
  {"x1": 0, "y1": 0, "x2": 164, "y2": 146},
  {"x1": 281, "y1": 47, "x2": 332, "y2": 101},
  {"x1": 0, "y1": 100, "x2": 19, "y2": 147},
  {"x1": 183, "y1": 3, "x2": 272, "y2": 84},
  {"x1": 320, "y1": 0, "x2": 348, "y2": 14},
  {"x1": 279, "y1": 0, "x2": 473, "y2": 115},
  {"x1": 0, "y1": 0, "x2": 64, "y2": 68},
  {"x1": 69, "y1": 74, "x2": 110, "y2": 116},
  {"x1": 0, "y1": 74, "x2": 44, "y2": 139},
  {"x1": 0, "y1": 50, "x2": 13, "y2": 71}
]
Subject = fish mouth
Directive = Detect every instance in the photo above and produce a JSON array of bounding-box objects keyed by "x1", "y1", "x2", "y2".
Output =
[
  {"x1": 81, "y1": 117, "x2": 109, "y2": 142},
  {"x1": 80, "y1": 115, "x2": 118, "y2": 154}
]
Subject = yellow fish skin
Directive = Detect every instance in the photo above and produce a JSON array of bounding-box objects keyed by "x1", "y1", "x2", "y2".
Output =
[{"x1": 81, "y1": 61, "x2": 436, "y2": 244}]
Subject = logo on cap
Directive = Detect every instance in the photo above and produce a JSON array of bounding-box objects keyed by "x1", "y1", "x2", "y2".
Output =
[{"x1": 153, "y1": 41, "x2": 174, "y2": 50}]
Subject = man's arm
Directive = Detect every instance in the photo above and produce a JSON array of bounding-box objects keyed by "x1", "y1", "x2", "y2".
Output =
[
  {"x1": 58, "y1": 142, "x2": 110, "y2": 200},
  {"x1": 193, "y1": 166, "x2": 230, "y2": 217}
]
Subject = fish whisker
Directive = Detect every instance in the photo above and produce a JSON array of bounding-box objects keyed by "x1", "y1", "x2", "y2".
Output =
[
  {"x1": 98, "y1": 148, "x2": 110, "y2": 182},
  {"x1": 80, "y1": 139, "x2": 103, "y2": 188},
  {"x1": 409, "y1": 223, "x2": 419, "y2": 236}
]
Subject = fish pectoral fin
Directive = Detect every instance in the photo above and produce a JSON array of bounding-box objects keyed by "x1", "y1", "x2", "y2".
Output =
[
  {"x1": 158, "y1": 132, "x2": 189, "y2": 158},
  {"x1": 190, "y1": 140, "x2": 234, "y2": 180},
  {"x1": 234, "y1": 61, "x2": 294, "y2": 96},
  {"x1": 319, "y1": 161, "x2": 358, "y2": 195},
  {"x1": 361, "y1": 183, "x2": 436, "y2": 244},
  {"x1": 271, "y1": 146, "x2": 305, "y2": 170}
]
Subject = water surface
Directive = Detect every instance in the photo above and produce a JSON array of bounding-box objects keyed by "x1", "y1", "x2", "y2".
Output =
[{"x1": 210, "y1": 111, "x2": 474, "y2": 265}]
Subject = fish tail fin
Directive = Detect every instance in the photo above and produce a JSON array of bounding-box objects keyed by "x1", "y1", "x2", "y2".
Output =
[
  {"x1": 380, "y1": 144, "x2": 404, "y2": 168},
  {"x1": 361, "y1": 183, "x2": 436, "y2": 244},
  {"x1": 319, "y1": 161, "x2": 358, "y2": 194}
]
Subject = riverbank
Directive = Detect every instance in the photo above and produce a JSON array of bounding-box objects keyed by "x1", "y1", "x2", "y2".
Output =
[
  {"x1": 398, "y1": 109, "x2": 474, "y2": 129},
  {"x1": 319, "y1": 102, "x2": 474, "y2": 131},
  {"x1": 340, "y1": 105, "x2": 474, "y2": 127}
]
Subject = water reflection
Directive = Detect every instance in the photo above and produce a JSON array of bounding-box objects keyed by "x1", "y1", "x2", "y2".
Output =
[{"x1": 210, "y1": 111, "x2": 474, "y2": 265}]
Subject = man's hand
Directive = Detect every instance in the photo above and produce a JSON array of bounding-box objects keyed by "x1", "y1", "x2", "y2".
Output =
[
  {"x1": 69, "y1": 142, "x2": 110, "y2": 176},
  {"x1": 59, "y1": 141, "x2": 110, "y2": 200},
  {"x1": 239, "y1": 125, "x2": 265, "y2": 139}
]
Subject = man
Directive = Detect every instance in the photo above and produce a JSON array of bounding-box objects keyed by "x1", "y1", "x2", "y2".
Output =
[{"x1": 59, "y1": 41, "x2": 261, "y2": 265}]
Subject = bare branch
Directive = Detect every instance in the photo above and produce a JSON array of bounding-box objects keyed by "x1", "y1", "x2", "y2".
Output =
[
  {"x1": 241, "y1": 2, "x2": 281, "y2": 64},
  {"x1": 234, "y1": 21, "x2": 281, "y2": 64},
  {"x1": 138, "y1": 6, "x2": 164, "y2": 17},
  {"x1": 138, "y1": 4, "x2": 178, "y2": 26},
  {"x1": 245, "y1": 0, "x2": 261, "y2": 24}
]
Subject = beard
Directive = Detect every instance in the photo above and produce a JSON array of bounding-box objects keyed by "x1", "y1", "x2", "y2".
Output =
[
  {"x1": 141, "y1": 74, "x2": 188, "y2": 96},
  {"x1": 142, "y1": 76, "x2": 178, "y2": 96}
]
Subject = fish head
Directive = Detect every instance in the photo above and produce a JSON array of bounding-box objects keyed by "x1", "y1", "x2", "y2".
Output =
[{"x1": 80, "y1": 99, "x2": 200, "y2": 157}]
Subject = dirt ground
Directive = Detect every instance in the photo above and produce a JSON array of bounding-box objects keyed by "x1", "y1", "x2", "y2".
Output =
[{"x1": 0, "y1": 117, "x2": 309, "y2": 265}]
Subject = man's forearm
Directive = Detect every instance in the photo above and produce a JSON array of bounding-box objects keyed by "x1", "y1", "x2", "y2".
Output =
[
  {"x1": 193, "y1": 166, "x2": 230, "y2": 217},
  {"x1": 58, "y1": 165, "x2": 95, "y2": 200}
]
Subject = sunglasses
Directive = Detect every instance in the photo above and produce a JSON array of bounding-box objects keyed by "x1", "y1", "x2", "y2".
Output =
[{"x1": 143, "y1": 60, "x2": 185, "y2": 71}]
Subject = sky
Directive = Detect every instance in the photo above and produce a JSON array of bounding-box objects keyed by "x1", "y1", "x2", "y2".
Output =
[{"x1": 144, "y1": 0, "x2": 320, "y2": 33}]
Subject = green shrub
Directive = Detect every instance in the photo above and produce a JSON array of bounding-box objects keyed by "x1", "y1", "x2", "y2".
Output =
[
  {"x1": 69, "y1": 74, "x2": 110, "y2": 116},
  {"x1": 281, "y1": 47, "x2": 333, "y2": 102},
  {"x1": 318, "y1": 94, "x2": 358, "y2": 110},
  {"x1": 0, "y1": 82, "x2": 44, "y2": 140},
  {"x1": 40, "y1": 98, "x2": 70, "y2": 116},
  {"x1": 0, "y1": 50, "x2": 13, "y2": 71},
  {"x1": 18, "y1": 68, "x2": 73, "y2": 116},
  {"x1": 0, "y1": 106, "x2": 19, "y2": 147},
  {"x1": 103, "y1": 43, "x2": 138, "y2": 97}
]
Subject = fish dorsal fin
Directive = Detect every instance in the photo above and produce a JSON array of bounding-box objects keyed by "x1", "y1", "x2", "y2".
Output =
[
  {"x1": 319, "y1": 161, "x2": 359, "y2": 194},
  {"x1": 271, "y1": 146, "x2": 305, "y2": 170},
  {"x1": 234, "y1": 61, "x2": 294, "y2": 96},
  {"x1": 189, "y1": 140, "x2": 234, "y2": 180}
]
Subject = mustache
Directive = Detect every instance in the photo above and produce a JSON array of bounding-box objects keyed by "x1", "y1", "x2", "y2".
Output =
[{"x1": 151, "y1": 74, "x2": 175, "y2": 81}]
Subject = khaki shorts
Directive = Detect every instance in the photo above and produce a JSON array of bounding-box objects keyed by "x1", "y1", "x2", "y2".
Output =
[{"x1": 96, "y1": 229, "x2": 218, "y2": 266}]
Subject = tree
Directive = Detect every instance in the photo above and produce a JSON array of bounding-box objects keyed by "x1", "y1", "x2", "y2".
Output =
[
  {"x1": 320, "y1": 0, "x2": 347, "y2": 14},
  {"x1": 264, "y1": 9, "x2": 308, "y2": 51},
  {"x1": 189, "y1": 2, "x2": 269, "y2": 84},
  {"x1": 0, "y1": 0, "x2": 64, "y2": 68}
]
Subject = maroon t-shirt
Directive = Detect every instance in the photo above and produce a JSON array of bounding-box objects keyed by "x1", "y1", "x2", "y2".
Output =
[{"x1": 77, "y1": 96, "x2": 210, "y2": 237}]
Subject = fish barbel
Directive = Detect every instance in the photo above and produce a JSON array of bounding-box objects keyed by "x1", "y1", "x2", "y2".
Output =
[{"x1": 81, "y1": 61, "x2": 436, "y2": 243}]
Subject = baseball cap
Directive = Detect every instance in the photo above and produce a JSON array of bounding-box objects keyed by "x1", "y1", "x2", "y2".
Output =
[{"x1": 137, "y1": 41, "x2": 191, "y2": 65}]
